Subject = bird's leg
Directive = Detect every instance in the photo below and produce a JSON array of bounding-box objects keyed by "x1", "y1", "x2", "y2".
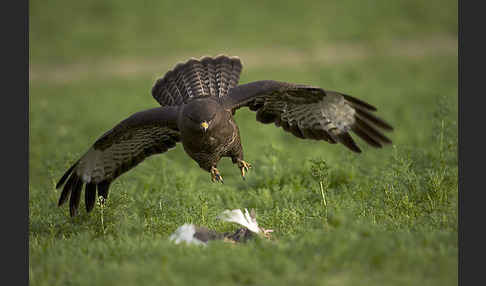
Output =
[
  {"x1": 210, "y1": 166, "x2": 224, "y2": 184},
  {"x1": 236, "y1": 159, "x2": 252, "y2": 179}
]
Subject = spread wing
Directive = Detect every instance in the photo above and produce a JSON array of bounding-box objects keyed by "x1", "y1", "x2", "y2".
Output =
[
  {"x1": 222, "y1": 80, "x2": 393, "y2": 152},
  {"x1": 55, "y1": 107, "x2": 181, "y2": 217}
]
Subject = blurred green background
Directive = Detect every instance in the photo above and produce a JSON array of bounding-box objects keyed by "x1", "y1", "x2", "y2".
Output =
[{"x1": 30, "y1": 1, "x2": 457, "y2": 285}]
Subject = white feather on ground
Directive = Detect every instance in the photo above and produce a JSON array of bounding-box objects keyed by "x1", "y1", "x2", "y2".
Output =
[
  {"x1": 169, "y1": 223, "x2": 206, "y2": 245},
  {"x1": 217, "y1": 208, "x2": 261, "y2": 233}
]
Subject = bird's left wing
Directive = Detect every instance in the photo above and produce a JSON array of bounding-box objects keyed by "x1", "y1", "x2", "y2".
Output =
[
  {"x1": 221, "y1": 80, "x2": 393, "y2": 152},
  {"x1": 55, "y1": 106, "x2": 180, "y2": 217}
]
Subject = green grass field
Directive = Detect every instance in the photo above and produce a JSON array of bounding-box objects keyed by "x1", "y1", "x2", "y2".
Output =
[{"x1": 30, "y1": 1, "x2": 458, "y2": 285}]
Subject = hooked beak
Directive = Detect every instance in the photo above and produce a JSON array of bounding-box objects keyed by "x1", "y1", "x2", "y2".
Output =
[{"x1": 200, "y1": 121, "x2": 209, "y2": 132}]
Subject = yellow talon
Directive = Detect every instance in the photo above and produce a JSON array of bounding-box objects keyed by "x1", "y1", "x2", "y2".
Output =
[
  {"x1": 210, "y1": 166, "x2": 223, "y2": 183},
  {"x1": 237, "y1": 160, "x2": 252, "y2": 178}
]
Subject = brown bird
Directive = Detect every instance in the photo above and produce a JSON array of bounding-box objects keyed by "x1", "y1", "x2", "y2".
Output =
[{"x1": 56, "y1": 55, "x2": 393, "y2": 217}]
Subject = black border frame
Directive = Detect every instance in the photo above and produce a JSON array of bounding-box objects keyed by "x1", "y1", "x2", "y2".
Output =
[
  {"x1": 459, "y1": 1, "x2": 481, "y2": 285},
  {"x1": 4, "y1": 0, "x2": 29, "y2": 285}
]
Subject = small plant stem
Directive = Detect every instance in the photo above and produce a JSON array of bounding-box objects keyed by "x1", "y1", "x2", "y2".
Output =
[
  {"x1": 439, "y1": 119, "x2": 445, "y2": 164},
  {"x1": 320, "y1": 181, "x2": 328, "y2": 220},
  {"x1": 99, "y1": 197, "x2": 106, "y2": 235},
  {"x1": 101, "y1": 209, "x2": 105, "y2": 235}
]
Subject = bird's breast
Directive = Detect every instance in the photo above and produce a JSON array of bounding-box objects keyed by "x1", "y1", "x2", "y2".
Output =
[
  {"x1": 208, "y1": 136, "x2": 218, "y2": 146},
  {"x1": 181, "y1": 131, "x2": 222, "y2": 152},
  {"x1": 181, "y1": 121, "x2": 236, "y2": 155}
]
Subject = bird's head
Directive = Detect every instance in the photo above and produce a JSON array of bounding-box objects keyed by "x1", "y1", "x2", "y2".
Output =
[{"x1": 182, "y1": 98, "x2": 221, "y2": 134}]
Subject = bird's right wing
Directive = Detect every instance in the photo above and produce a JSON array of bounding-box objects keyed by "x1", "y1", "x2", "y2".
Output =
[{"x1": 55, "y1": 106, "x2": 181, "y2": 217}]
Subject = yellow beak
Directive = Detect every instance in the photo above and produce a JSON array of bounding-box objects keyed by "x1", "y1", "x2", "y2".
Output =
[{"x1": 200, "y1": 121, "x2": 209, "y2": 131}]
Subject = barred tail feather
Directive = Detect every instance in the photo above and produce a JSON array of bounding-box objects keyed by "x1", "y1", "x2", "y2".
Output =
[{"x1": 152, "y1": 55, "x2": 243, "y2": 106}]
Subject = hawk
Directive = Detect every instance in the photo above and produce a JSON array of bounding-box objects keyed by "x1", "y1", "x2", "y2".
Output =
[{"x1": 56, "y1": 55, "x2": 393, "y2": 217}]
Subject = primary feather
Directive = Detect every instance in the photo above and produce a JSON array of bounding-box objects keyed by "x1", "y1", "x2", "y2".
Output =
[{"x1": 223, "y1": 81, "x2": 393, "y2": 153}]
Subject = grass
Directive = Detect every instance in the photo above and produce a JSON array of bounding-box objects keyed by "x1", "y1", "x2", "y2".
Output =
[
  {"x1": 30, "y1": 0, "x2": 457, "y2": 66},
  {"x1": 30, "y1": 1, "x2": 457, "y2": 285}
]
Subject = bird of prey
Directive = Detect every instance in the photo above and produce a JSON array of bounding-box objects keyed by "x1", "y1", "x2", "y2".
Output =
[{"x1": 56, "y1": 55, "x2": 393, "y2": 217}]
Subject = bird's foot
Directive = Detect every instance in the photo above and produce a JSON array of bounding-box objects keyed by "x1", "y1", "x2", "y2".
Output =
[
  {"x1": 260, "y1": 227, "x2": 274, "y2": 239},
  {"x1": 237, "y1": 159, "x2": 252, "y2": 179},
  {"x1": 210, "y1": 167, "x2": 224, "y2": 184}
]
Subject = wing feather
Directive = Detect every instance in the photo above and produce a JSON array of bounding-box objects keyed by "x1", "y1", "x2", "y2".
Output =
[
  {"x1": 56, "y1": 106, "x2": 180, "y2": 217},
  {"x1": 223, "y1": 80, "x2": 392, "y2": 152},
  {"x1": 84, "y1": 183, "x2": 97, "y2": 213},
  {"x1": 69, "y1": 177, "x2": 83, "y2": 217},
  {"x1": 58, "y1": 173, "x2": 76, "y2": 207}
]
